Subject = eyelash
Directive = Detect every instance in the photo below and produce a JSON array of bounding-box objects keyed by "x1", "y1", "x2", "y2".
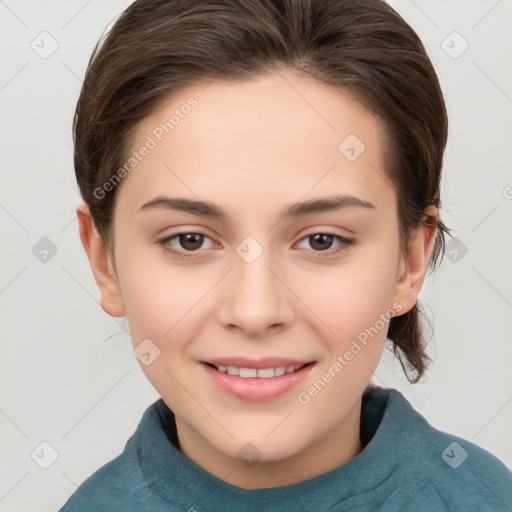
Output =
[{"x1": 157, "y1": 231, "x2": 354, "y2": 259}]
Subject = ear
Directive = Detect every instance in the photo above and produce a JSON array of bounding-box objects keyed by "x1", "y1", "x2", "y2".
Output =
[
  {"x1": 392, "y1": 206, "x2": 438, "y2": 314},
  {"x1": 76, "y1": 202, "x2": 126, "y2": 317}
]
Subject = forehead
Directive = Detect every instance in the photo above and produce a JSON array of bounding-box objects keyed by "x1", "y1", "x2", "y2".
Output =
[{"x1": 119, "y1": 69, "x2": 394, "y2": 217}]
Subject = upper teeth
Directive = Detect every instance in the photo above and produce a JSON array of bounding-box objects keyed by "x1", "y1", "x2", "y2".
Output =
[{"x1": 215, "y1": 364, "x2": 303, "y2": 378}]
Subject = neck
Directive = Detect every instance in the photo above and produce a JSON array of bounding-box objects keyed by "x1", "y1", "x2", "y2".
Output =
[{"x1": 175, "y1": 397, "x2": 363, "y2": 489}]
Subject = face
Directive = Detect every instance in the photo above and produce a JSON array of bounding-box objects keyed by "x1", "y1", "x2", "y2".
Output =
[{"x1": 79, "y1": 69, "x2": 434, "y2": 487}]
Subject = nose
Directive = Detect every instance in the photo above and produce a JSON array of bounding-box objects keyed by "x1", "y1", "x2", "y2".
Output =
[{"x1": 217, "y1": 248, "x2": 295, "y2": 338}]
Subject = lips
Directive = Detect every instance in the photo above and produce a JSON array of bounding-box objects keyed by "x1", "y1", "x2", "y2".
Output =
[
  {"x1": 204, "y1": 362, "x2": 309, "y2": 379},
  {"x1": 203, "y1": 357, "x2": 314, "y2": 369},
  {"x1": 200, "y1": 357, "x2": 316, "y2": 401}
]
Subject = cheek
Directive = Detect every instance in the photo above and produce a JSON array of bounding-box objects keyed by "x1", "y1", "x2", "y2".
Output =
[
  {"x1": 116, "y1": 257, "x2": 211, "y2": 406},
  {"x1": 302, "y1": 254, "x2": 399, "y2": 338},
  {"x1": 295, "y1": 257, "x2": 398, "y2": 418},
  {"x1": 116, "y1": 248, "x2": 210, "y2": 345}
]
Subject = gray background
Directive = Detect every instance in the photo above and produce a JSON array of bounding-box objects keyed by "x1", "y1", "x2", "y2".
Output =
[{"x1": 1, "y1": 0, "x2": 511, "y2": 510}]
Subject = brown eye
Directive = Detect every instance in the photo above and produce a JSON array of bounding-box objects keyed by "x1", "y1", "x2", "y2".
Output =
[
  {"x1": 177, "y1": 233, "x2": 204, "y2": 251},
  {"x1": 159, "y1": 232, "x2": 216, "y2": 258},
  {"x1": 296, "y1": 233, "x2": 354, "y2": 255},
  {"x1": 308, "y1": 234, "x2": 335, "y2": 251}
]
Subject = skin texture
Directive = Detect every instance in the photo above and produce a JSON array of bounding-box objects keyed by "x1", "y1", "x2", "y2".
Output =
[{"x1": 77, "y1": 69, "x2": 437, "y2": 489}]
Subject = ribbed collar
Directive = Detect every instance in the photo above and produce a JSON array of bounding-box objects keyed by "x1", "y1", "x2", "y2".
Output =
[{"x1": 135, "y1": 388, "x2": 427, "y2": 510}]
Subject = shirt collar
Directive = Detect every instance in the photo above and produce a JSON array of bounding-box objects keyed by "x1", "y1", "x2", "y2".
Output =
[{"x1": 136, "y1": 387, "x2": 409, "y2": 510}]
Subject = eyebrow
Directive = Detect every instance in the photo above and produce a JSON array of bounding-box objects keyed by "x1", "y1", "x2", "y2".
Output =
[{"x1": 138, "y1": 194, "x2": 375, "y2": 220}]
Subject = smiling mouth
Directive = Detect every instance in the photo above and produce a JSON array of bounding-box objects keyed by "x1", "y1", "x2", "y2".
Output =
[{"x1": 203, "y1": 362, "x2": 314, "y2": 379}]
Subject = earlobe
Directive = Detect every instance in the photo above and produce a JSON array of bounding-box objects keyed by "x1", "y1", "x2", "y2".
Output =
[
  {"x1": 76, "y1": 202, "x2": 126, "y2": 318},
  {"x1": 392, "y1": 206, "x2": 438, "y2": 314}
]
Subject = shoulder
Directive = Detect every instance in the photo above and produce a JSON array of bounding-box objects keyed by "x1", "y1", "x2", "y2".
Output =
[
  {"x1": 57, "y1": 436, "x2": 149, "y2": 511},
  {"x1": 385, "y1": 389, "x2": 512, "y2": 511},
  {"x1": 57, "y1": 400, "x2": 167, "y2": 511}
]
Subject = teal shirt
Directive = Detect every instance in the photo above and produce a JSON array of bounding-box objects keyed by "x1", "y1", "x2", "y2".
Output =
[{"x1": 58, "y1": 388, "x2": 512, "y2": 511}]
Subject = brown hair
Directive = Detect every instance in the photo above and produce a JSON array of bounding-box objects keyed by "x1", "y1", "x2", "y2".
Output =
[{"x1": 73, "y1": 0, "x2": 449, "y2": 383}]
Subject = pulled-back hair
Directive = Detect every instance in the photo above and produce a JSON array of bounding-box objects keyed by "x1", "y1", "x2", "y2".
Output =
[{"x1": 73, "y1": 0, "x2": 449, "y2": 383}]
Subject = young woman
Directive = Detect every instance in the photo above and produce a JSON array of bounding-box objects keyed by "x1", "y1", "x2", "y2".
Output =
[{"x1": 59, "y1": 0, "x2": 512, "y2": 510}]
